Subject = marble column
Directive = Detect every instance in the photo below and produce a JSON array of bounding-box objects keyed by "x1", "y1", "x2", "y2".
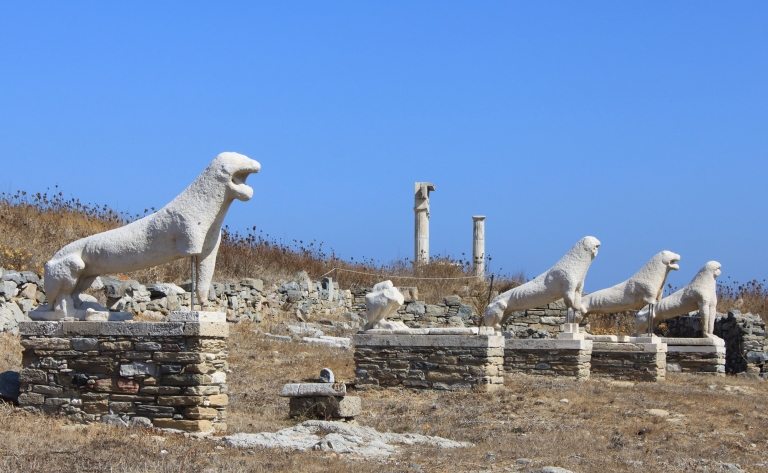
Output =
[
  {"x1": 414, "y1": 182, "x2": 435, "y2": 264},
  {"x1": 472, "y1": 216, "x2": 486, "y2": 278}
]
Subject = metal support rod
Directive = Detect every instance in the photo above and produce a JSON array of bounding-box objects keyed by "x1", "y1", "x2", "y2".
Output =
[
  {"x1": 190, "y1": 255, "x2": 196, "y2": 311},
  {"x1": 647, "y1": 303, "x2": 655, "y2": 336},
  {"x1": 486, "y1": 274, "x2": 495, "y2": 307}
]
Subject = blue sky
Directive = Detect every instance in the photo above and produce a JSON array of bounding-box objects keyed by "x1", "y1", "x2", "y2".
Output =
[{"x1": 1, "y1": 2, "x2": 767, "y2": 291}]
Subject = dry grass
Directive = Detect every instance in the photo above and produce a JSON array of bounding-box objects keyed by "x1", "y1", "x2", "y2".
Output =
[
  {"x1": 586, "y1": 312, "x2": 638, "y2": 336},
  {"x1": 0, "y1": 190, "x2": 524, "y2": 304},
  {"x1": 0, "y1": 332, "x2": 21, "y2": 374},
  {"x1": 1, "y1": 324, "x2": 768, "y2": 472},
  {"x1": 716, "y1": 279, "x2": 768, "y2": 320}
]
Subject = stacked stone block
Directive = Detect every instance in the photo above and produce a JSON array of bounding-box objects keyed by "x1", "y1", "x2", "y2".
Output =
[
  {"x1": 589, "y1": 338, "x2": 666, "y2": 382},
  {"x1": 352, "y1": 333, "x2": 504, "y2": 391},
  {"x1": 17, "y1": 318, "x2": 228, "y2": 432},
  {"x1": 664, "y1": 341, "x2": 725, "y2": 376},
  {"x1": 659, "y1": 310, "x2": 766, "y2": 378},
  {"x1": 714, "y1": 311, "x2": 768, "y2": 378},
  {"x1": 0, "y1": 267, "x2": 354, "y2": 336},
  {"x1": 500, "y1": 300, "x2": 569, "y2": 339},
  {"x1": 503, "y1": 336, "x2": 592, "y2": 379}
]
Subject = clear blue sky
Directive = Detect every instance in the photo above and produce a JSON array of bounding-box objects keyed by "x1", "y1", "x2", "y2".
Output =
[{"x1": 1, "y1": 2, "x2": 767, "y2": 291}]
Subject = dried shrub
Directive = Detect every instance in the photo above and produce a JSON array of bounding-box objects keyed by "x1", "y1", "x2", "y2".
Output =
[
  {"x1": 586, "y1": 312, "x2": 637, "y2": 336},
  {"x1": 0, "y1": 190, "x2": 524, "y2": 304},
  {"x1": 717, "y1": 279, "x2": 768, "y2": 320}
]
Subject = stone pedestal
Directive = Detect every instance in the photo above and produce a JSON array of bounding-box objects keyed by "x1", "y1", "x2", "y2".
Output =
[
  {"x1": 588, "y1": 335, "x2": 666, "y2": 382},
  {"x1": 503, "y1": 336, "x2": 592, "y2": 379},
  {"x1": 662, "y1": 337, "x2": 725, "y2": 376},
  {"x1": 352, "y1": 329, "x2": 504, "y2": 391},
  {"x1": 17, "y1": 311, "x2": 229, "y2": 432},
  {"x1": 503, "y1": 326, "x2": 592, "y2": 379},
  {"x1": 287, "y1": 396, "x2": 361, "y2": 420}
]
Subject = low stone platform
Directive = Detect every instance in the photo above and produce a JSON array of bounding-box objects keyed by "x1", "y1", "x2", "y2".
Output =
[
  {"x1": 503, "y1": 334, "x2": 592, "y2": 379},
  {"x1": 17, "y1": 311, "x2": 229, "y2": 432},
  {"x1": 587, "y1": 335, "x2": 666, "y2": 382},
  {"x1": 662, "y1": 337, "x2": 725, "y2": 376},
  {"x1": 352, "y1": 329, "x2": 504, "y2": 391}
]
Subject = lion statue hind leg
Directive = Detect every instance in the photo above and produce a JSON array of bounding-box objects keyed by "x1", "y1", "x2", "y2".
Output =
[{"x1": 44, "y1": 252, "x2": 87, "y2": 319}]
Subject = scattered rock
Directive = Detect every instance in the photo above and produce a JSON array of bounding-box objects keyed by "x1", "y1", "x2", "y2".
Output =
[
  {"x1": 533, "y1": 468, "x2": 576, "y2": 473},
  {"x1": 102, "y1": 414, "x2": 129, "y2": 428},
  {"x1": 221, "y1": 420, "x2": 472, "y2": 458},
  {"x1": 265, "y1": 334, "x2": 292, "y2": 343},
  {"x1": 319, "y1": 368, "x2": 335, "y2": 384},
  {"x1": 0, "y1": 371, "x2": 20, "y2": 403},
  {"x1": 146, "y1": 283, "x2": 185, "y2": 298},
  {"x1": 0, "y1": 301, "x2": 29, "y2": 334},
  {"x1": 302, "y1": 336, "x2": 350, "y2": 349},
  {"x1": 645, "y1": 409, "x2": 669, "y2": 417},
  {"x1": 718, "y1": 463, "x2": 745, "y2": 473},
  {"x1": 2, "y1": 271, "x2": 22, "y2": 285}
]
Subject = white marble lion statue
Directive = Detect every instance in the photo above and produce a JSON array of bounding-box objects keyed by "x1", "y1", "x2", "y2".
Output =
[
  {"x1": 34, "y1": 152, "x2": 261, "y2": 320},
  {"x1": 483, "y1": 236, "x2": 601, "y2": 330},
  {"x1": 578, "y1": 250, "x2": 680, "y2": 318},
  {"x1": 635, "y1": 261, "x2": 721, "y2": 337},
  {"x1": 364, "y1": 280, "x2": 406, "y2": 330}
]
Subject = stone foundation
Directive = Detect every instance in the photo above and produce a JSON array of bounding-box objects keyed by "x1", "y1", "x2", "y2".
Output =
[
  {"x1": 288, "y1": 396, "x2": 361, "y2": 420},
  {"x1": 352, "y1": 330, "x2": 504, "y2": 391},
  {"x1": 663, "y1": 337, "x2": 725, "y2": 376},
  {"x1": 588, "y1": 335, "x2": 666, "y2": 382},
  {"x1": 503, "y1": 335, "x2": 592, "y2": 379},
  {"x1": 17, "y1": 312, "x2": 229, "y2": 432}
]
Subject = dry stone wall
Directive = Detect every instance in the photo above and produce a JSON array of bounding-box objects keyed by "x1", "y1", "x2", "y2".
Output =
[
  {"x1": 0, "y1": 267, "x2": 352, "y2": 333},
  {"x1": 17, "y1": 319, "x2": 229, "y2": 432},
  {"x1": 503, "y1": 337, "x2": 591, "y2": 379},
  {"x1": 352, "y1": 333, "x2": 505, "y2": 391},
  {"x1": 590, "y1": 340, "x2": 666, "y2": 382},
  {"x1": 350, "y1": 287, "x2": 478, "y2": 328},
  {"x1": 715, "y1": 311, "x2": 768, "y2": 378},
  {"x1": 659, "y1": 310, "x2": 768, "y2": 378}
]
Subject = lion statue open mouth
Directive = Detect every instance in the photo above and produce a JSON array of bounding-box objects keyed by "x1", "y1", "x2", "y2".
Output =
[
  {"x1": 33, "y1": 152, "x2": 261, "y2": 320},
  {"x1": 579, "y1": 250, "x2": 681, "y2": 318}
]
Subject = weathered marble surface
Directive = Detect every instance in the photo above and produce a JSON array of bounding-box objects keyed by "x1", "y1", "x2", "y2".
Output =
[
  {"x1": 579, "y1": 250, "x2": 680, "y2": 317},
  {"x1": 363, "y1": 281, "x2": 405, "y2": 330},
  {"x1": 34, "y1": 152, "x2": 260, "y2": 320},
  {"x1": 484, "y1": 236, "x2": 601, "y2": 330},
  {"x1": 635, "y1": 261, "x2": 721, "y2": 336}
]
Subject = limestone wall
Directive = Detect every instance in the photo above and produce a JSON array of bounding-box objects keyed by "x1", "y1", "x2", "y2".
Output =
[
  {"x1": 659, "y1": 310, "x2": 768, "y2": 378},
  {"x1": 503, "y1": 337, "x2": 591, "y2": 379},
  {"x1": 17, "y1": 320, "x2": 228, "y2": 432},
  {"x1": 590, "y1": 340, "x2": 666, "y2": 382},
  {"x1": 352, "y1": 333, "x2": 505, "y2": 391},
  {"x1": 350, "y1": 287, "x2": 478, "y2": 328},
  {"x1": 349, "y1": 286, "x2": 573, "y2": 338},
  {"x1": 0, "y1": 267, "x2": 352, "y2": 333}
]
